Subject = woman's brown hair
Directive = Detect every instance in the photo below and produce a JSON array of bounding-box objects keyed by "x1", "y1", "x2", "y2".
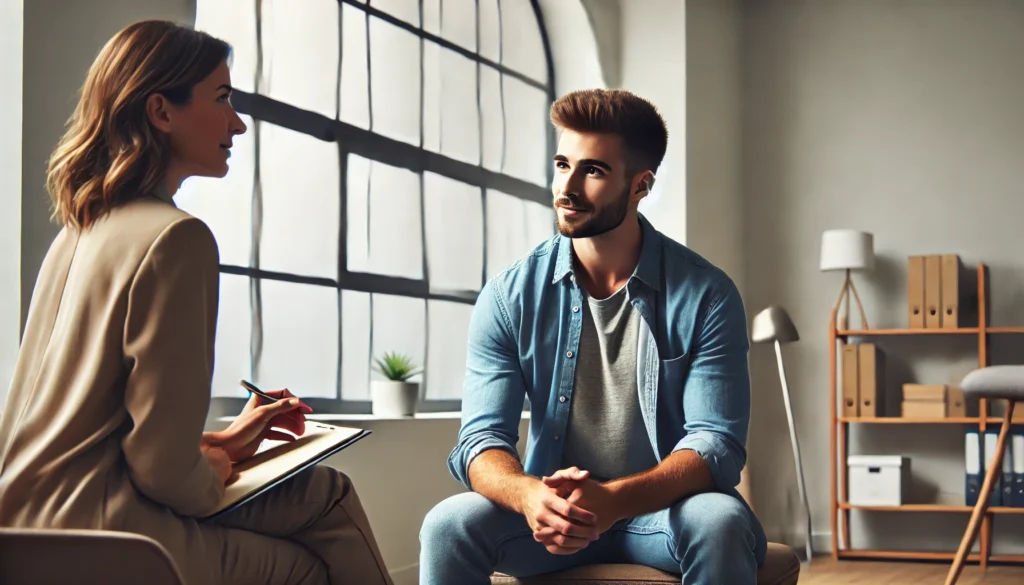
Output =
[{"x1": 46, "y1": 20, "x2": 231, "y2": 229}]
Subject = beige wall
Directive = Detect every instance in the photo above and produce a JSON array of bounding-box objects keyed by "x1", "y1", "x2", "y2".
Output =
[{"x1": 740, "y1": 0, "x2": 1024, "y2": 554}]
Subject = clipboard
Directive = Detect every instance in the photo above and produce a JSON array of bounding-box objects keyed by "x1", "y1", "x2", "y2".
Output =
[{"x1": 199, "y1": 421, "x2": 371, "y2": 520}]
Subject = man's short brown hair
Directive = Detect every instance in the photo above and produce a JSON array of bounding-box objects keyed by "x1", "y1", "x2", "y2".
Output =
[{"x1": 549, "y1": 88, "x2": 669, "y2": 175}]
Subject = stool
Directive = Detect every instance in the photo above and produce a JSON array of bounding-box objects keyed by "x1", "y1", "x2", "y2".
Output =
[
  {"x1": 491, "y1": 542, "x2": 800, "y2": 584},
  {"x1": 945, "y1": 365, "x2": 1024, "y2": 585}
]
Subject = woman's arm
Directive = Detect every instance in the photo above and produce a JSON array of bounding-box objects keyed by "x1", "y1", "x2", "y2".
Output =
[{"x1": 121, "y1": 216, "x2": 226, "y2": 517}]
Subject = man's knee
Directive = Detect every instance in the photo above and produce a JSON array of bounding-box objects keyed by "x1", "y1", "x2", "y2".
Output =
[
  {"x1": 420, "y1": 492, "x2": 517, "y2": 548},
  {"x1": 670, "y1": 492, "x2": 754, "y2": 551}
]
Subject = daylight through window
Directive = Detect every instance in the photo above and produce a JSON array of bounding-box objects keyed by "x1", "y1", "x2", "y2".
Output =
[{"x1": 179, "y1": 0, "x2": 556, "y2": 413}]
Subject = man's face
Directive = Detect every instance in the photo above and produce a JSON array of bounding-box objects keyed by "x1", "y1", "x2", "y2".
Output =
[{"x1": 551, "y1": 130, "x2": 639, "y2": 239}]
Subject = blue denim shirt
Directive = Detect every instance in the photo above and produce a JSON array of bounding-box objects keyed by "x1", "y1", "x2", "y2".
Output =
[{"x1": 447, "y1": 213, "x2": 767, "y2": 564}]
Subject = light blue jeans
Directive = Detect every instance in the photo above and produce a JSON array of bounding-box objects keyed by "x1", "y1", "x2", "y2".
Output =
[{"x1": 419, "y1": 491, "x2": 760, "y2": 585}]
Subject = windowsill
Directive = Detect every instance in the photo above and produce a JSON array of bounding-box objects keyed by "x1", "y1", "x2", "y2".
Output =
[{"x1": 215, "y1": 410, "x2": 530, "y2": 424}]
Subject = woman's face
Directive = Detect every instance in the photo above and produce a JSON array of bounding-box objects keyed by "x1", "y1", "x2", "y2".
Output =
[{"x1": 156, "y1": 60, "x2": 248, "y2": 181}]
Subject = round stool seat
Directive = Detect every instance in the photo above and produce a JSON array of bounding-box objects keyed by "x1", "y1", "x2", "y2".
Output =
[
  {"x1": 961, "y1": 365, "x2": 1024, "y2": 400},
  {"x1": 489, "y1": 542, "x2": 800, "y2": 584}
]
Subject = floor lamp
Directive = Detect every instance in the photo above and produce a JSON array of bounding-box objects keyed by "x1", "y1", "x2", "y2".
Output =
[{"x1": 751, "y1": 306, "x2": 813, "y2": 563}]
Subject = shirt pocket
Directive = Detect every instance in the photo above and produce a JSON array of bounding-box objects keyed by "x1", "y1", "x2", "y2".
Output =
[{"x1": 657, "y1": 351, "x2": 691, "y2": 393}]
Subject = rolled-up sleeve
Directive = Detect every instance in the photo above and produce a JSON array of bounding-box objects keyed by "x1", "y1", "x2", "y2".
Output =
[
  {"x1": 671, "y1": 278, "x2": 751, "y2": 492},
  {"x1": 447, "y1": 279, "x2": 526, "y2": 490},
  {"x1": 121, "y1": 217, "x2": 225, "y2": 517}
]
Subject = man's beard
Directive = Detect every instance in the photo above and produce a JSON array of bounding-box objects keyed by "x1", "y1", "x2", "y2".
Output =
[{"x1": 554, "y1": 188, "x2": 631, "y2": 238}]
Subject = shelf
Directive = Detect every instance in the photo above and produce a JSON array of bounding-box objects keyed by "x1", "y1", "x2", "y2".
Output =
[
  {"x1": 838, "y1": 327, "x2": 979, "y2": 336},
  {"x1": 837, "y1": 326, "x2": 1024, "y2": 336},
  {"x1": 837, "y1": 549, "x2": 980, "y2": 561},
  {"x1": 837, "y1": 549, "x2": 1024, "y2": 563},
  {"x1": 840, "y1": 503, "x2": 1024, "y2": 514},
  {"x1": 839, "y1": 416, "x2": 1001, "y2": 424},
  {"x1": 829, "y1": 262, "x2": 1024, "y2": 566},
  {"x1": 835, "y1": 549, "x2": 987, "y2": 561}
]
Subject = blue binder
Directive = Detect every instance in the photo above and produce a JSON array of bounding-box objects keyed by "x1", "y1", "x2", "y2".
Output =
[
  {"x1": 1002, "y1": 440, "x2": 1014, "y2": 507},
  {"x1": 985, "y1": 429, "x2": 1001, "y2": 507},
  {"x1": 1012, "y1": 425, "x2": 1024, "y2": 507}
]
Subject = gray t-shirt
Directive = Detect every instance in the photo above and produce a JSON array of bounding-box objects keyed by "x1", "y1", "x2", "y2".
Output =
[{"x1": 560, "y1": 285, "x2": 659, "y2": 482}]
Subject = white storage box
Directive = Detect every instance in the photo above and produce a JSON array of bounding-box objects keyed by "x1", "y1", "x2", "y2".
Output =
[{"x1": 847, "y1": 455, "x2": 911, "y2": 506}]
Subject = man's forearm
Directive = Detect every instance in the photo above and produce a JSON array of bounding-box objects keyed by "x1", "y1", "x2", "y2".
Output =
[
  {"x1": 604, "y1": 449, "x2": 713, "y2": 520},
  {"x1": 467, "y1": 449, "x2": 539, "y2": 515}
]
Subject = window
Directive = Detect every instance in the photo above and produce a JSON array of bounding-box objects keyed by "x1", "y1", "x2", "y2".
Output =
[{"x1": 180, "y1": 0, "x2": 556, "y2": 413}]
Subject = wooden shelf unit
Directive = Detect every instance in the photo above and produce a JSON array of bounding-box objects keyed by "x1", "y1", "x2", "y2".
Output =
[
  {"x1": 829, "y1": 262, "x2": 1024, "y2": 568},
  {"x1": 839, "y1": 503, "x2": 1024, "y2": 515}
]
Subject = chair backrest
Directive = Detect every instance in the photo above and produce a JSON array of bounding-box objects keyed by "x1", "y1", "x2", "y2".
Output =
[{"x1": 0, "y1": 527, "x2": 184, "y2": 585}]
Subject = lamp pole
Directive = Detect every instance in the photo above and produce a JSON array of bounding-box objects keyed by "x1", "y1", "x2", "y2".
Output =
[{"x1": 774, "y1": 339, "x2": 813, "y2": 563}]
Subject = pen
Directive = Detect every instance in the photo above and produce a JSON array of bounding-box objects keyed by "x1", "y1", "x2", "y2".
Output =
[
  {"x1": 239, "y1": 379, "x2": 281, "y2": 403},
  {"x1": 238, "y1": 380, "x2": 332, "y2": 431}
]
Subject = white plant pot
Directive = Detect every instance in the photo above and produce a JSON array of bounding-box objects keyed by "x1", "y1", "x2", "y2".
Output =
[{"x1": 371, "y1": 380, "x2": 419, "y2": 418}]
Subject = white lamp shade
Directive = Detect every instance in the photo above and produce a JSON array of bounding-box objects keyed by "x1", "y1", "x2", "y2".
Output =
[{"x1": 820, "y1": 229, "x2": 874, "y2": 271}]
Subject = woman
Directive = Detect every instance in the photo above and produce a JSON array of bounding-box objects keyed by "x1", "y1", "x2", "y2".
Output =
[{"x1": 0, "y1": 20, "x2": 393, "y2": 585}]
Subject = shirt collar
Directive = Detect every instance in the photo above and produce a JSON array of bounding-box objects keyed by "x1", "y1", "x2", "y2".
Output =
[{"x1": 552, "y1": 213, "x2": 662, "y2": 292}]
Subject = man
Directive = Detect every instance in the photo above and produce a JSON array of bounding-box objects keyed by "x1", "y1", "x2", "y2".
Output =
[{"x1": 419, "y1": 89, "x2": 766, "y2": 585}]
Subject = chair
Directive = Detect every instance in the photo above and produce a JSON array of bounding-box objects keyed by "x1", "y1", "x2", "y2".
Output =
[
  {"x1": 0, "y1": 527, "x2": 184, "y2": 585},
  {"x1": 945, "y1": 365, "x2": 1024, "y2": 585},
  {"x1": 491, "y1": 542, "x2": 801, "y2": 584}
]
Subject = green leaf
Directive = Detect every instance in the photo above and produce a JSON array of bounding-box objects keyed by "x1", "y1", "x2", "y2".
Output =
[{"x1": 373, "y1": 351, "x2": 421, "y2": 381}]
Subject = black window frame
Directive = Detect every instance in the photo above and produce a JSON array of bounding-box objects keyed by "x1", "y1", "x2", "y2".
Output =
[{"x1": 211, "y1": 0, "x2": 556, "y2": 416}]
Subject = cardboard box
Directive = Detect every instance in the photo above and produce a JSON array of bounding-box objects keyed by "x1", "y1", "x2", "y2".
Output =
[
  {"x1": 903, "y1": 383, "x2": 947, "y2": 402},
  {"x1": 902, "y1": 400, "x2": 947, "y2": 418}
]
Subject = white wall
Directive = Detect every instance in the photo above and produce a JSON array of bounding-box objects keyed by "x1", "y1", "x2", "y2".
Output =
[
  {"x1": 741, "y1": 0, "x2": 1024, "y2": 554},
  {"x1": 1, "y1": 0, "x2": 23, "y2": 409},
  {"x1": 618, "y1": 0, "x2": 687, "y2": 245},
  {"x1": 540, "y1": 0, "x2": 608, "y2": 95},
  {"x1": 685, "y1": 0, "x2": 743, "y2": 295}
]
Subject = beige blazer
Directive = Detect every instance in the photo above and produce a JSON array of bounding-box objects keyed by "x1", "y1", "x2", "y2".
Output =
[{"x1": 0, "y1": 190, "x2": 225, "y2": 564}]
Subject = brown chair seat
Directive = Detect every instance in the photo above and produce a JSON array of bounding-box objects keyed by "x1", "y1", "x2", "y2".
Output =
[
  {"x1": 0, "y1": 527, "x2": 185, "y2": 585},
  {"x1": 491, "y1": 542, "x2": 800, "y2": 584}
]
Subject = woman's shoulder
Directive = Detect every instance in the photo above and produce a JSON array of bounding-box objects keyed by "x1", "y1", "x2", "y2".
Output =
[{"x1": 89, "y1": 198, "x2": 219, "y2": 266}]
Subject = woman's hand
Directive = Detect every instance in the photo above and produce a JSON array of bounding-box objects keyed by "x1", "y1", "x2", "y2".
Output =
[
  {"x1": 202, "y1": 444, "x2": 233, "y2": 485},
  {"x1": 203, "y1": 388, "x2": 313, "y2": 462}
]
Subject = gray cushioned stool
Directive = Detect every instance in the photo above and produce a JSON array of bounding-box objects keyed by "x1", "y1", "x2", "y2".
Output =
[
  {"x1": 490, "y1": 542, "x2": 801, "y2": 584},
  {"x1": 946, "y1": 365, "x2": 1024, "y2": 585}
]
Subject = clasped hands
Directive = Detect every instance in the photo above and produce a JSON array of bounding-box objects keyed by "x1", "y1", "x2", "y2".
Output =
[
  {"x1": 523, "y1": 466, "x2": 623, "y2": 555},
  {"x1": 200, "y1": 388, "x2": 313, "y2": 485}
]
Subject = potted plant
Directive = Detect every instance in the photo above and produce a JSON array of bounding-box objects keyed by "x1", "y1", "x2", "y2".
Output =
[{"x1": 371, "y1": 351, "x2": 422, "y2": 417}]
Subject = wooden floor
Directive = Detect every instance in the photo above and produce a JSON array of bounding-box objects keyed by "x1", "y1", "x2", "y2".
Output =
[{"x1": 797, "y1": 557, "x2": 1024, "y2": 584}]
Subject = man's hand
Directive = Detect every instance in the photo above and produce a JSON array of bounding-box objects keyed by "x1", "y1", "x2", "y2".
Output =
[
  {"x1": 534, "y1": 467, "x2": 625, "y2": 551},
  {"x1": 203, "y1": 388, "x2": 313, "y2": 462},
  {"x1": 518, "y1": 475, "x2": 600, "y2": 555}
]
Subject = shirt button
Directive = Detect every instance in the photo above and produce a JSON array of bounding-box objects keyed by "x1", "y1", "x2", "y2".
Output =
[
  {"x1": 566, "y1": 351, "x2": 574, "y2": 358},
  {"x1": 572, "y1": 306, "x2": 580, "y2": 313},
  {"x1": 554, "y1": 435, "x2": 560, "y2": 441},
  {"x1": 559, "y1": 396, "x2": 567, "y2": 403}
]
